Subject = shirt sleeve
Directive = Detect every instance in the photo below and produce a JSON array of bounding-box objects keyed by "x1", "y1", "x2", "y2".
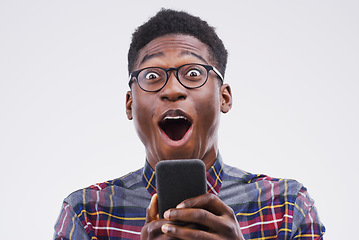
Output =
[
  {"x1": 54, "y1": 202, "x2": 90, "y2": 240},
  {"x1": 290, "y1": 186, "x2": 326, "y2": 239}
]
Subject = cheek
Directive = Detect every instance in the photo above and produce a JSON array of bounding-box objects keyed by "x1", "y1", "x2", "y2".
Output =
[
  {"x1": 195, "y1": 92, "x2": 221, "y2": 134},
  {"x1": 132, "y1": 93, "x2": 157, "y2": 141},
  {"x1": 132, "y1": 88, "x2": 153, "y2": 118}
]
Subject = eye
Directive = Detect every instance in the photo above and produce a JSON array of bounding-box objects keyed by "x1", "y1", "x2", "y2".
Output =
[
  {"x1": 145, "y1": 72, "x2": 160, "y2": 80},
  {"x1": 186, "y1": 69, "x2": 202, "y2": 77},
  {"x1": 187, "y1": 69, "x2": 202, "y2": 77}
]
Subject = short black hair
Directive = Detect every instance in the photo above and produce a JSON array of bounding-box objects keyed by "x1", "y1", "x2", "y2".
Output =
[{"x1": 128, "y1": 9, "x2": 228, "y2": 77}]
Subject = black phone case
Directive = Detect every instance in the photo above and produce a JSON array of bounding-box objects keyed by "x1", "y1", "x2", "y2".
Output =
[{"x1": 155, "y1": 159, "x2": 206, "y2": 218}]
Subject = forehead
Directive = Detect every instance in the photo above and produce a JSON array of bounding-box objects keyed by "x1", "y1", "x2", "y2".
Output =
[{"x1": 135, "y1": 34, "x2": 211, "y2": 69}]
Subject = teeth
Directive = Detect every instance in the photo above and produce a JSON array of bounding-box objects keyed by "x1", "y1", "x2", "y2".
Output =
[{"x1": 164, "y1": 116, "x2": 187, "y2": 120}]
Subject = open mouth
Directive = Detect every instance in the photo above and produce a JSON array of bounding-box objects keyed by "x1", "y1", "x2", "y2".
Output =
[{"x1": 159, "y1": 111, "x2": 192, "y2": 141}]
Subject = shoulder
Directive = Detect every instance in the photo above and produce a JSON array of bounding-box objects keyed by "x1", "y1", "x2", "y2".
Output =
[
  {"x1": 89, "y1": 167, "x2": 144, "y2": 191},
  {"x1": 222, "y1": 163, "x2": 305, "y2": 200},
  {"x1": 221, "y1": 163, "x2": 325, "y2": 237},
  {"x1": 221, "y1": 163, "x2": 319, "y2": 220},
  {"x1": 64, "y1": 167, "x2": 144, "y2": 207}
]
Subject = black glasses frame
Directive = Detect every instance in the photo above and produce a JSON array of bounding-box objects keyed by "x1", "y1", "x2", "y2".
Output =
[{"x1": 128, "y1": 63, "x2": 224, "y2": 92}]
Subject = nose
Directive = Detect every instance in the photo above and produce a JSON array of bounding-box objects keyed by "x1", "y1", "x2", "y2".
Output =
[{"x1": 159, "y1": 71, "x2": 187, "y2": 102}]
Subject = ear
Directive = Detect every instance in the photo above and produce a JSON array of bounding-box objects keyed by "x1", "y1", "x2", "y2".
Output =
[
  {"x1": 220, "y1": 84, "x2": 232, "y2": 113},
  {"x1": 126, "y1": 91, "x2": 133, "y2": 120}
]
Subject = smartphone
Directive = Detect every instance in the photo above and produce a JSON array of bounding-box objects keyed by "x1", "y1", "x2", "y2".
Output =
[{"x1": 155, "y1": 159, "x2": 206, "y2": 218}]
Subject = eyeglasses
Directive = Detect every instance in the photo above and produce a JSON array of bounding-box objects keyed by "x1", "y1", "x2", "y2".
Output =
[{"x1": 128, "y1": 63, "x2": 224, "y2": 92}]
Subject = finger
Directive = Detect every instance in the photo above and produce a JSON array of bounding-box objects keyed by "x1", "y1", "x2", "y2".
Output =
[
  {"x1": 141, "y1": 218, "x2": 173, "y2": 239},
  {"x1": 164, "y1": 207, "x2": 220, "y2": 230},
  {"x1": 177, "y1": 193, "x2": 233, "y2": 216},
  {"x1": 162, "y1": 223, "x2": 216, "y2": 240},
  {"x1": 145, "y1": 194, "x2": 159, "y2": 224},
  {"x1": 164, "y1": 208, "x2": 244, "y2": 239}
]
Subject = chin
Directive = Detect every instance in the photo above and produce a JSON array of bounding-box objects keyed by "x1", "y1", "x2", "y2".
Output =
[{"x1": 158, "y1": 144, "x2": 200, "y2": 161}]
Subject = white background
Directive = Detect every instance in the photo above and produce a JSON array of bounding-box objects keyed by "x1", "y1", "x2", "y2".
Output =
[{"x1": 1, "y1": 1, "x2": 358, "y2": 239}]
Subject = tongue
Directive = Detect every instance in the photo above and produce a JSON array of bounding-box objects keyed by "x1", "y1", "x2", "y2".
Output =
[{"x1": 162, "y1": 119, "x2": 190, "y2": 141}]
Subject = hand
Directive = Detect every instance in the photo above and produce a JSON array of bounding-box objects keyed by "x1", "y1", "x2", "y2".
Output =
[
  {"x1": 141, "y1": 194, "x2": 174, "y2": 240},
  {"x1": 161, "y1": 193, "x2": 245, "y2": 240}
]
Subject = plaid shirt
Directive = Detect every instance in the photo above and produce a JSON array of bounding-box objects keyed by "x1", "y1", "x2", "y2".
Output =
[{"x1": 54, "y1": 155, "x2": 325, "y2": 239}]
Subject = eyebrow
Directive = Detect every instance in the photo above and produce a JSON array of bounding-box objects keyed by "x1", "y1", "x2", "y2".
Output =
[
  {"x1": 139, "y1": 50, "x2": 208, "y2": 67},
  {"x1": 139, "y1": 52, "x2": 164, "y2": 66},
  {"x1": 179, "y1": 51, "x2": 208, "y2": 64}
]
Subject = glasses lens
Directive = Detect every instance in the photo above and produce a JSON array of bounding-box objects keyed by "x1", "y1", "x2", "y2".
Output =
[
  {"x1": 178, "y1": 64, "x2": 208, "y2": 88},
  {"x1": 133, "y1": 64, "x2": 210, "y2": 91},
  {"x1": 138, "y1": 68, "x2": 166, "y2": 92}
]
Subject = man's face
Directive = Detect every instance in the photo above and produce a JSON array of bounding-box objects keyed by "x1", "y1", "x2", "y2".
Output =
[{"x1": 126, "y1": 34, "x2": 231, "y2": 169}]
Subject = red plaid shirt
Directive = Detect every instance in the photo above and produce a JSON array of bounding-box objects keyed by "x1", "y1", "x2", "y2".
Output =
[{"x1": 54, "y1": 155, "x2": 325, "y2": 239}]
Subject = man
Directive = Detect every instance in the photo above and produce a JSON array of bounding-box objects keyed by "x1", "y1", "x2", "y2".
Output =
[{"x1": 54, "y1": 9, "x2": 325, "y2": 239}]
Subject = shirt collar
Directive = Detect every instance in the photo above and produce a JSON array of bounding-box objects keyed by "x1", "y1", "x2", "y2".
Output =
[{"x1": 142, "y1": 155, "x2": 224, "y2": 197}]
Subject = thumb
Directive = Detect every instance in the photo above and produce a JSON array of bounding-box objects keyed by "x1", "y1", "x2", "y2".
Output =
[{"x1": 145, "y1": 194, "x2": 159, "y2": 223}]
